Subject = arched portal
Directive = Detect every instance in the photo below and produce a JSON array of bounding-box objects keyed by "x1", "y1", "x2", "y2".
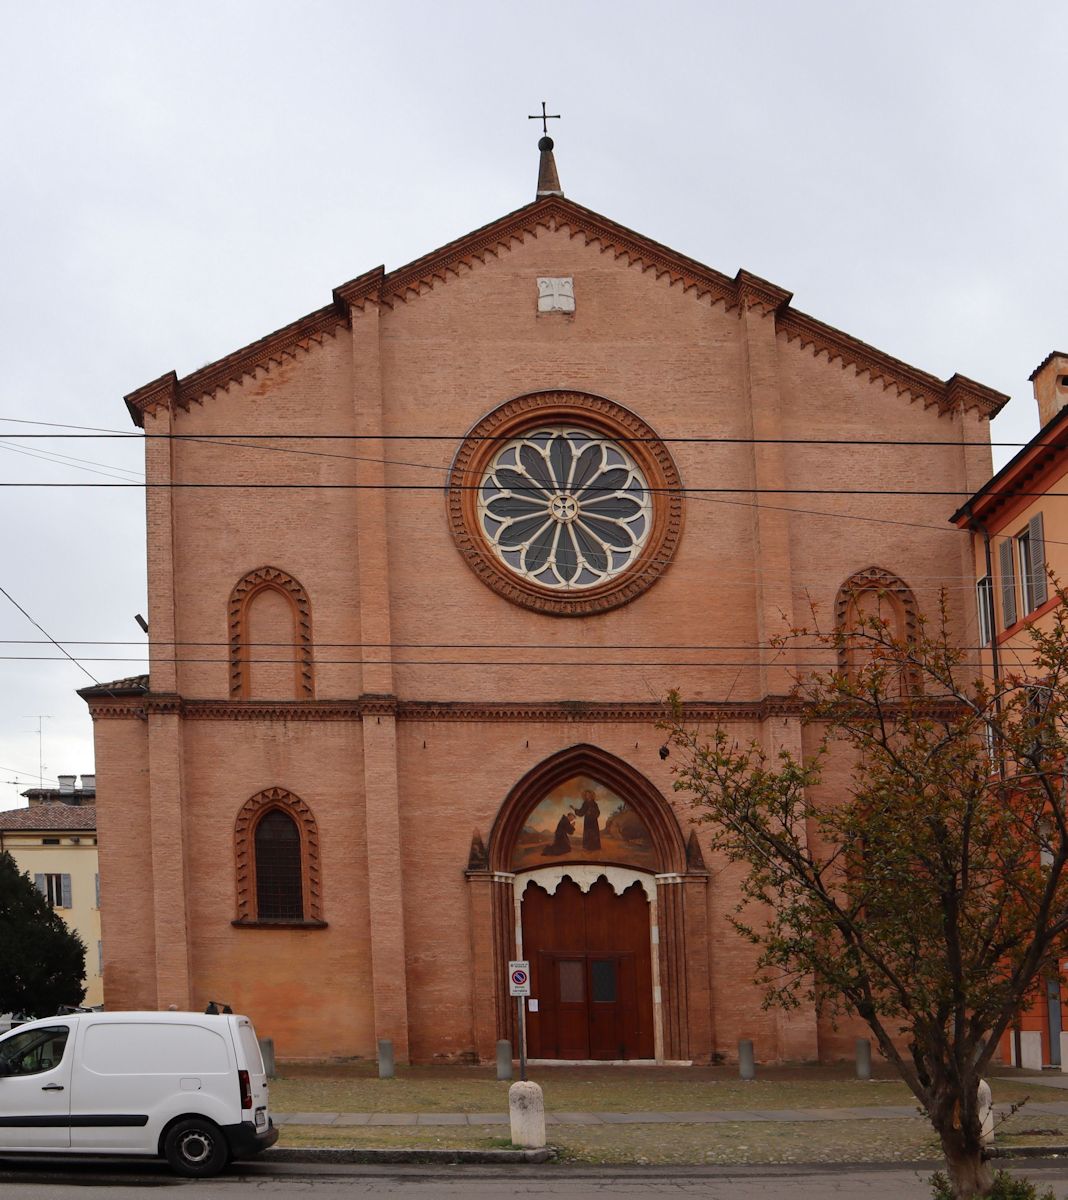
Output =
[{"x1": 467, "y1": 745, "x2": 710, "y2": 1063}]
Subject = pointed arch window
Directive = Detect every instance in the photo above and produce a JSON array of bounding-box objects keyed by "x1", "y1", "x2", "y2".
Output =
[
  {"x1": 835, "y1": 567, "x2": 919, "y2": 689},
  {"x1": 233, "y1": 788, "x2": 325, "y2": 927},
  {"x1": 228, "y1": 566, "x2": 314, "y2": 701}
]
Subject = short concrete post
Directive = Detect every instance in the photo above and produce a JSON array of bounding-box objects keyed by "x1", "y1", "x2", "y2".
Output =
[
  {"x1": 496, "y1": 1039, "x2": 513, "y2": 1081},
  {"x1": 738, "y1": 1039, "x2": 755, "y2": 1081},
  {"x1": 855, "y1": 1038, "x2": 871, "y2": 1081},
  {"x1": 509, "y1": 1080, "x2": 546, "y2": 1148},
  {"x1": 377, "y1": 1038, "x2": 394, "y2": 1080},
  {"x1": 258, "y1": 1037, "x2": 276, "y2": 1079},
  {"x1": 978, "y1": 1078, "x2": 994, "y2": 1147}
]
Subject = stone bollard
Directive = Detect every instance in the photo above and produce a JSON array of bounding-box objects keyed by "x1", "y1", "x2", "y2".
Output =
[
  {"x1": 377, "y1": 1038, "x2": 394, "y2": 1080},
  {"x1": 855, "y1": 1038, "x2": 871, "y2": 1081},
  {"x1": 258, "y1": 1037, "x2": 276, "y2": 1079},
  {"x1": 978, "y1": 1078, "x2": 994, "y2": 1147},
  {"x1": 738, "y1": 1039, "x2": 755, "y2": 1081},
  {"x1": 509, "y1": 1080, "x2": 546, "y2": 1148},
  {"x1": 497, "y1": 1039, "x2": 513, "y2": 1081}
]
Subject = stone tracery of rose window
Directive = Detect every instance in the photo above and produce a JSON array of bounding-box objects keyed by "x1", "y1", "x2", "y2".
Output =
[{"x1": 477, "y1": 428, "x2": 652, "y2": 590}]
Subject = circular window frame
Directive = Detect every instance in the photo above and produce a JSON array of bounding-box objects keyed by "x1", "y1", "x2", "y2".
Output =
[{"x1": 448, "y1": 391, "x2": 683, "y2": 617}]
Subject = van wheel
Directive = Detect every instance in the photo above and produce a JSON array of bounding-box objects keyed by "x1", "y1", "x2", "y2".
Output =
[{"x1": 163, "y1": 1118, "x2": 230, "y2": 1178}]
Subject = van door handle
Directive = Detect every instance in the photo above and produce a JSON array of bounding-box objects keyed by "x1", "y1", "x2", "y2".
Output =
[{"x1": 41, "y1": 1083, "x2": 64, "y2": 1091}]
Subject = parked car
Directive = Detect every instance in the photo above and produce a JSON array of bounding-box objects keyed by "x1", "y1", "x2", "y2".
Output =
[{"x1": 0, "y1": 1010, "x2": 276, "y2": 1176}]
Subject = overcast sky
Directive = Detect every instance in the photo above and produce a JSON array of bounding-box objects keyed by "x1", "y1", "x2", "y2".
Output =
[{"x1": 1, "y1": 1, "x2": 1064, "y2": 808}]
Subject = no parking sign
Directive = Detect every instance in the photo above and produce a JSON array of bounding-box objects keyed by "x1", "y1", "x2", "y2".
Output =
[{"x1": 508, "y1": 960, "x2": 531, "y2": 997}]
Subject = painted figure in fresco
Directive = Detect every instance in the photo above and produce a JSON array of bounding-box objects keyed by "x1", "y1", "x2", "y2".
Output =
[
  {"x1": 571, "y1": 789, "x2": 602, "y2": 851},
  {"x1": 541, "y1": 811, "x2": 576, "y2": 856}
]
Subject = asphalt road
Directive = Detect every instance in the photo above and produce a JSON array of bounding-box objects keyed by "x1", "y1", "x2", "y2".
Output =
[{"x1": 3, "y1": 1160, "x2": 1068, "y2": 1198}]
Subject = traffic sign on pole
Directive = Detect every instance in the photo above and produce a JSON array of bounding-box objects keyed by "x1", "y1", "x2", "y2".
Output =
[{"x1": 508, "y1": 961, "x2": 531, "y2": 997}]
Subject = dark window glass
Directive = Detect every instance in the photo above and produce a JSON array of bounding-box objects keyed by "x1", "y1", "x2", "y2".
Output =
[
  {"x1": 0, "y1": 1026, "x2": 69, "y2": 1076},
  {"x1": 591, "y1": 959, "x2": 617, "y2": 1003},
  {"x1": 255, "y1": 810, "x2": 303, "y2": 919}
]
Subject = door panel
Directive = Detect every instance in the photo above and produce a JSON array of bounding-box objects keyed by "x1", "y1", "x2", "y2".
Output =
[
  {"x1": 553, "y1": 957, "x2": 590, "y2": 1059},
  {"x1": 0, "y1": 1023, "x2": 73, "y2": 1149},
  {"x1": 523, "y1": 876, "x2": 654, "y2": 1060}
]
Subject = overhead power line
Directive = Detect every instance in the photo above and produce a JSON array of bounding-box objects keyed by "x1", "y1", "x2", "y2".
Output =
[
  {"x1": 0, "y1": 482, "x2": 1060, "y2": 497},
  {"x1": 0, "y1": 585, "x2": 104, "y2": 688},
  {"x1": 2, "y1": 656, "x2": 986, "y2": 669},
  {"x1": 0, "y1": 415, "x2": 1050, "y2": 448}
]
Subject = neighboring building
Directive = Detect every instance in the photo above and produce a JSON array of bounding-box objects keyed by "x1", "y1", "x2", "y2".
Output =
[
  {"x1": 81, "y1": 137, "x2": 1006, "y2": 1063},
  {"x1": 0, "y1": 803, "x2": 103, "y2": 1007},
  {"x1": 21, "y1": 773, "x2": 96, "y2": 807},
  {"x1": 952, "y1": 351, "x2": 1068, "y2": 1070}
]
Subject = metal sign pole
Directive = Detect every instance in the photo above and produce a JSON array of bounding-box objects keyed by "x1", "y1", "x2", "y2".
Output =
[
  {"x1": 518, "y1": 997, "x2": 527, "y2": 1082},
  {"x1": 508, "y1": 960, "x2": 531, "y2": 1083}
]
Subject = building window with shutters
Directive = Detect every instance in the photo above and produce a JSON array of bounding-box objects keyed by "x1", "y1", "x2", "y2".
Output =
[
  {"x1": 1018, "y1": 513, "x2": 1048, "y2": 616},
  {"x1": 34, "y1": 873, "x2": 71, "y2": 909},
  {"x1": 998, "y1": 536, "x2": 1018, "y2": 629}
]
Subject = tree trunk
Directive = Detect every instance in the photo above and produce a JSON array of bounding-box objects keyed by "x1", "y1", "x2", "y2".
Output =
[{"x1": 940, "y1": 1132, "x2": 994, "y2": 1199}]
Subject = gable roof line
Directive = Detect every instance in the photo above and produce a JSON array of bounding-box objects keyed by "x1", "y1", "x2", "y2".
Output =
[
  {"x1": 951, "y1": 399, "x2": 1068, "y2": 529},
  {"x1": 124, "y1": 196, "x2": 1008, "y2": 427}
]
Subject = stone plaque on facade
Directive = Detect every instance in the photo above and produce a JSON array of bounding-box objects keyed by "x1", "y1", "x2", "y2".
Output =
[{"x1": 537, "y1": 277, "x2": 575, "y2": 313}]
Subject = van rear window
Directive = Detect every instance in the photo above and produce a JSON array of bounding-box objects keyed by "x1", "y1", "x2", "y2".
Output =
[
  {"x1": 82, "y1": 1023, "x2": 231, "y2": 1075},
  {"x1": 237, "y1": 1023, "x2": 265, "y2": 1074}
]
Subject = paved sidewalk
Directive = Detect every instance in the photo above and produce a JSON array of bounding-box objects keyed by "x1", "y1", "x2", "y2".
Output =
[{"x1": 273, "y1": 1099, "x2": 1068, "y2": 1127}]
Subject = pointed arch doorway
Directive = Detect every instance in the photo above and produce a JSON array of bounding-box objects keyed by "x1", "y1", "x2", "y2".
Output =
[{"x1": 471, "y1": 745, "x2": 710, "y2": 1064}]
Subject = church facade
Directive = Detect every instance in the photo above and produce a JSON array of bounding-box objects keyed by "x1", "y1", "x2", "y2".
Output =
[{"x1": 82, "y1": 142, "x2": 1006, "y2": 1063}]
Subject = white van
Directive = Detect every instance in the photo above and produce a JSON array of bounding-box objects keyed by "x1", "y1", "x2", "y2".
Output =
[{"x1": 0, "y1": 1011, "x2": 277, "y2": 1176}]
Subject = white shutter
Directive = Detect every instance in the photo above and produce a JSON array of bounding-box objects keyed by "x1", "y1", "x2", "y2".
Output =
[
  {"x1": 1029, "y1": 512, "x2": 1048, "y2": 608},
  {"x1": 998, "y1": 537, "x2": 1017, "y2": 628},
  {"x1": 33, "y1": 873, "x2": 46, "y2": 897},
  {"x1": 60, "y1": 874, "x2": 72, "y2": 909}
]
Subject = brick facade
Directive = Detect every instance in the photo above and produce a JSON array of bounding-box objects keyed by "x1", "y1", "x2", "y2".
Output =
[{"x1": 83, "y1": 190, "x2": 1005, "y2": 1063}]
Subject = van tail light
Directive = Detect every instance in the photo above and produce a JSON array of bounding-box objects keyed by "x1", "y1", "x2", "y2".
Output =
[{"x1": 238, "y1": 1069, "x2": 252, "y2": 1110}]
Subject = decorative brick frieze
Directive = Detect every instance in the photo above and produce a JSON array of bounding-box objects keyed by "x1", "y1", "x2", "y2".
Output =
[
  {"x1": 122, "y1": 196, "x2": 1008, "y2": 426},
  {"x1": 82, "y1": 694, "x2": 804, "y2": 722},
  {"x1": 124, "y1": 307, "x2": 351, "y2": 427},
  {"x1": 778, "y1": 311, "x2": 1007, "y2": 418}
]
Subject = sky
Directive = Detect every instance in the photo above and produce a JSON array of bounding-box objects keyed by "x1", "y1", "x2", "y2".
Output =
[{"x1": 1, "y1": 1, "x2": 1065, "y2": 808}]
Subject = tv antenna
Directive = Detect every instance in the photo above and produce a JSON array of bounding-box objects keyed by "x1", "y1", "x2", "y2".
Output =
[{"x1": 22, "y1": 715, "x2": 51, "y2": 790}]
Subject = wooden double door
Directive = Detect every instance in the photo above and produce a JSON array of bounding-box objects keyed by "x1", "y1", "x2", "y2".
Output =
[{"x1": 522, "y1": 876, "x2": 654, "y2": 1060}]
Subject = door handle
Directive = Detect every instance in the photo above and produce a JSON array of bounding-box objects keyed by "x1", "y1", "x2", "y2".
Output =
[{"x1": 41, "y1": 1083, "x2": 64, "y2": 1091}]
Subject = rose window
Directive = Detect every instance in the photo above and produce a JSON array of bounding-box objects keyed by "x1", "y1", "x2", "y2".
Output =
[{"x1": 477, "y1": 427, "x2": 653, "y2": 589}]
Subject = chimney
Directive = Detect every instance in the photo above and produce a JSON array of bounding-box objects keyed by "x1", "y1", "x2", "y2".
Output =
[
  {"x1": 1030, "y1": 351, "x2": 1068, "y2": 427},
  {"x1": 57, "y1": 775, "x2": 75, "y2": 795},
  {"x1": 80, "y1": 774, "x2": 96, "y2": 794}
]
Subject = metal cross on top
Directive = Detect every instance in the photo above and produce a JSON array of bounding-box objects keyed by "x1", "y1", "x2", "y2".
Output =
[{"x1": 528, "y1": 101, "x2": 561, "y2": 136}]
